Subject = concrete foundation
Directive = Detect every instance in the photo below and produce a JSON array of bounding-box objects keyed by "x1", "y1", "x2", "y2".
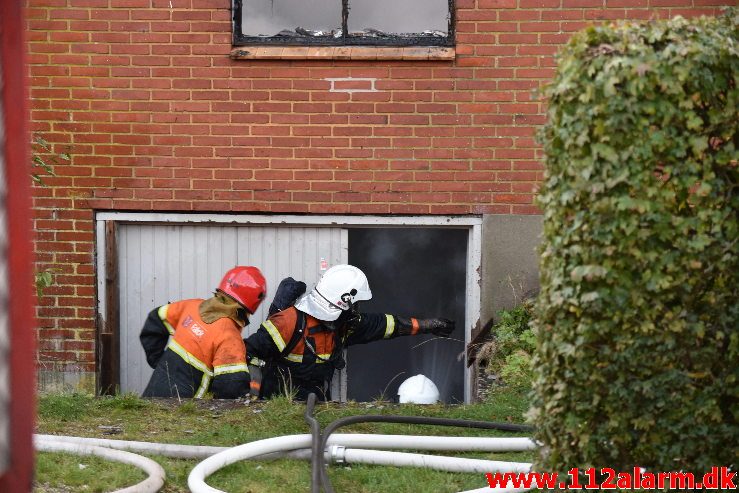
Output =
[
  {"x1": 37, "y1": 365, "x2": 95, "y2": 394},
  {"x1": 480, "y1": 214, "x2": 543, "y2": 324},
  {"x1": 472, "y1": 214, "x2": 542, "y2": 401}
]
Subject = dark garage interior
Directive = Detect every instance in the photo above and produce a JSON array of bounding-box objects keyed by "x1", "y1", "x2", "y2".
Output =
[{"x1": 347, "y1": 227, "x2": 468, "y2": 403}]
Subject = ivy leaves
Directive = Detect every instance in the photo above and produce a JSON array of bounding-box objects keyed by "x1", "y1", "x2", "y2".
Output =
[{"x1": 531, "y1": 11, "x2": 738, "y2": 476}]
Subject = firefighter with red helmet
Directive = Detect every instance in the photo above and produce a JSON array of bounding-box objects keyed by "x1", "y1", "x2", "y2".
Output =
[
  {"x1": 140, "y1": 266, "x2": 267, "y2": 399},
  {"x1": 245, "y1": 264, "x2": 454, "y2": 401}
]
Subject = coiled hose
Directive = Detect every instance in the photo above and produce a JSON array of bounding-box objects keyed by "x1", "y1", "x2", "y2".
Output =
[{"x1": 306, "y1": 393, "x2": 535, "y2": 493}]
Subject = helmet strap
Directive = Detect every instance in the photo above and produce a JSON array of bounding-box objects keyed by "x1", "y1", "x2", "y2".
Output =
[
  {"x1": 314, "y1": 287, "x2": 348, "y2": 311},
  {"x1": 236, "y1": 307, "x2": 249, "y2": 327}
]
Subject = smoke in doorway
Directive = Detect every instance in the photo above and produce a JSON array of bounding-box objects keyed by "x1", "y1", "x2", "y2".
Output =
[{"x1": 347, "y1": 227, "x2": 467, "y2": 403}]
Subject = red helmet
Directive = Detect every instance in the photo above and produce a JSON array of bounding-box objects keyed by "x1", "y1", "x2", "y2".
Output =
[{"x1": 217, "y1": 266, "x2": 267, "y2": 314}]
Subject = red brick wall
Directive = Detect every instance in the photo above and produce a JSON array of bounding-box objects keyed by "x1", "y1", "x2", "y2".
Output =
[{"x1": 27, "y1": 0, "x2": 730, "y2": 381}]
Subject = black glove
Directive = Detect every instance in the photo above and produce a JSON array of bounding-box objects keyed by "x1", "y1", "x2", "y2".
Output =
[
  {"x1": 418, "y1": 318, "x2": 455, "y2": 337},
  {"x1": 268, "y1": 277, "x2": 307, "y2": 316}
]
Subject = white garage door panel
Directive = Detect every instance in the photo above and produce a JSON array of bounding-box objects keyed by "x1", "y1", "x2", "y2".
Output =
[{"x1": 118, "y1": 223, "x2": 346, "y2": 395}]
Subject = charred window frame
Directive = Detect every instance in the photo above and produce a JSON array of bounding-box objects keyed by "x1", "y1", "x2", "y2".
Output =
[{"x1": 232, "y1": 0, "x2": 455, "y2": 47}]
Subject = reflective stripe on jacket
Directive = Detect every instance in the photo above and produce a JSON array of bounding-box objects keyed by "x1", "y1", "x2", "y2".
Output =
[{"x1": 140, "y1": 298, "x2": 250, "y2": 399}]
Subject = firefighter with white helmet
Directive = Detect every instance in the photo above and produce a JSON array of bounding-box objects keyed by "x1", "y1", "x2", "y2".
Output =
[
  {"x1": 295, "y1": 264, "x2": 373, "y2": 321},
  {"x1": 140, "y1": 266, "x2": 267, "y2": 399},
  {"x1": 246, "y1": 264, "x2": 454, "y2": 401}
]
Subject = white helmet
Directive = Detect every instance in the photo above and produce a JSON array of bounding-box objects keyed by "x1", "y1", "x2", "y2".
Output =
[
  {"x1": 397, "y1": 374, "x2": 440, "y2": 404},
  {"x1": 294, "y1": 264, "x2": 372, "y2": 321}
]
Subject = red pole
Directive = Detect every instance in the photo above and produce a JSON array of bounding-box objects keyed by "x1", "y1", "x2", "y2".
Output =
[{"x1": 0, "y1": 0, "x2": 36, "y2": 490}]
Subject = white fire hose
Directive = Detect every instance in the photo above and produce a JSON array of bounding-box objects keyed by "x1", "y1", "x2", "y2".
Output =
[
  {"x1": 36, "y1": 433, "x2": 536, "y2": 457},
  {"x1": 35, "y1": 436, "x2": 166, "y2": 493},
  {"x1": 36, "y1": 433, "x2": 534, "y2": 493},
  {"x1": 186, "y1": 434, "x2": 533, "y2": 493}
]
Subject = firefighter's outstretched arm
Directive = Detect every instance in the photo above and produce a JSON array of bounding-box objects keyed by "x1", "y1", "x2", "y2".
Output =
[
  {"x1": 396, "y1": 317, "x2": 456, "y2": 337},
  {"x1": 139, "y1": 306, "x2": 174, "y2": 368},
  {"x1": 346, "y1": 313, "x2": 455, "y2": 346}
]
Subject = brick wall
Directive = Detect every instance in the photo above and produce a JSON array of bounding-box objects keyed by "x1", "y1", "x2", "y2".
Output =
[{"x1": 27, "y1": 0, "x2": 731, "y2": 384}]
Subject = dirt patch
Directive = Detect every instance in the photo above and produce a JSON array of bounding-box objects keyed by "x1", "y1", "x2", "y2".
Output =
[{"x1": 143, "y1": 396, "x2": 264, "y2": 412}]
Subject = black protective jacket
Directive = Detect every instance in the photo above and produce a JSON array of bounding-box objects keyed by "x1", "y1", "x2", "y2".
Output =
[{"x1": 245, "y1": 306, "x2": 418, "y2": 400}]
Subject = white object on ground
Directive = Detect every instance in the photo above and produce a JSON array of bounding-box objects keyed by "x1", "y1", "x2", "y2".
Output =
[{"x1": 397, "y1": 374, "x2": 440, "y2": 404}]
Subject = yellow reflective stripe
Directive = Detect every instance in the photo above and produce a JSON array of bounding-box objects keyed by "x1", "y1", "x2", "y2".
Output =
[
  {"x1": 250, "y1": 357, "x2": 265, "y2": 367},
  {"x1": 384, "y1": 314, "x2": 395, "y2": 339},
  {"x1": 157, "y1": 305, "x2": 175, "y2": 335},
  {"x1": 285, "y1": 353, "x2": 331, "y2": 363},
  {"x1": 285, "y1": 353, "x2": 303, "y2": 363},
  {"x1": 195, "y1": 374, "x2": 211, "y2": 398},
  {"x1": 214, "y1": 363, "x2": 249, "y2": 376},
  {"x1": 315, "y1": 353, "x2": 331, "y2": 364},
  {"x1": 285, "y1": 353, "x2": 331, "y2": 364},
  {"x1": 167, "y1": 339, "x2": 213, "y2": 376},
  {"x1": 263, "y1": 320, "x2": 286, "y2": 352}
]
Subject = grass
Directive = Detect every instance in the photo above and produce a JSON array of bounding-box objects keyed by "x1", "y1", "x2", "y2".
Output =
[
  {"x1": 35, "y1": 390, "x2": 536, "y2": 492},
  {"x1": 35, "y1": 452, "x2": 147, "y2": 493}
]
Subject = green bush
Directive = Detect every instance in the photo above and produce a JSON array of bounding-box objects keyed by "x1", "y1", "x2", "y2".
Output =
[
  {"x1": 531, "y1": 11, "x2": 738, "y2": 478},
  {"x1": 499, "y1": 351, "x2": 535, "y2": 390},
  {"x1": 481, "y1": 301, "x2": 536, "y2": 391}
]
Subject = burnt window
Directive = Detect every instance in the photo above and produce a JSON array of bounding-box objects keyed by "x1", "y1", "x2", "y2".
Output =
[{"x1": 233, "y1": 0, "x2": 455, "y2": 47}]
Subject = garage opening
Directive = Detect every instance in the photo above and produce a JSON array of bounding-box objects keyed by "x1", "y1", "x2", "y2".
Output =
[
  {"x1": 96, "y1": 213, "x2": 480, "y2": 402},
  {"x1": 347, "y1": 228, "x2": 467, "y2": 403}
]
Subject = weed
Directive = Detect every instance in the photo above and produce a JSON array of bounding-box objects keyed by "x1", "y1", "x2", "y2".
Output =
[
  {"x1": 34, "y1": 268, "x2": 58, "y2": 298},
  {"x1": 277, "y1": 369, "x2": 300, "y2": 401},
  {"x1": 176, "y1": 401, "x2": 198, "y2": 415},
  {"x1": 371, "y1": 370, "x2": 406, "y2": 402},
  {"x1": 98, "y1": 393, "x2": 150, "y2": 411},
  {"x1": 478, "y1": 300, "x2": 536, "y2": 394}
]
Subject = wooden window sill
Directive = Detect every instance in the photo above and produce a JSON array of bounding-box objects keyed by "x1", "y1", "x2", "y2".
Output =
[{"x1": 230, "y1": 46, "x2": 455, "y2": 61}]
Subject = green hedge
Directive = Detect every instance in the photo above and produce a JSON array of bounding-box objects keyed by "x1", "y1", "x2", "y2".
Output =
[{"x1": 531, "y1": 11, "x2": 738, "y2": 477}]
